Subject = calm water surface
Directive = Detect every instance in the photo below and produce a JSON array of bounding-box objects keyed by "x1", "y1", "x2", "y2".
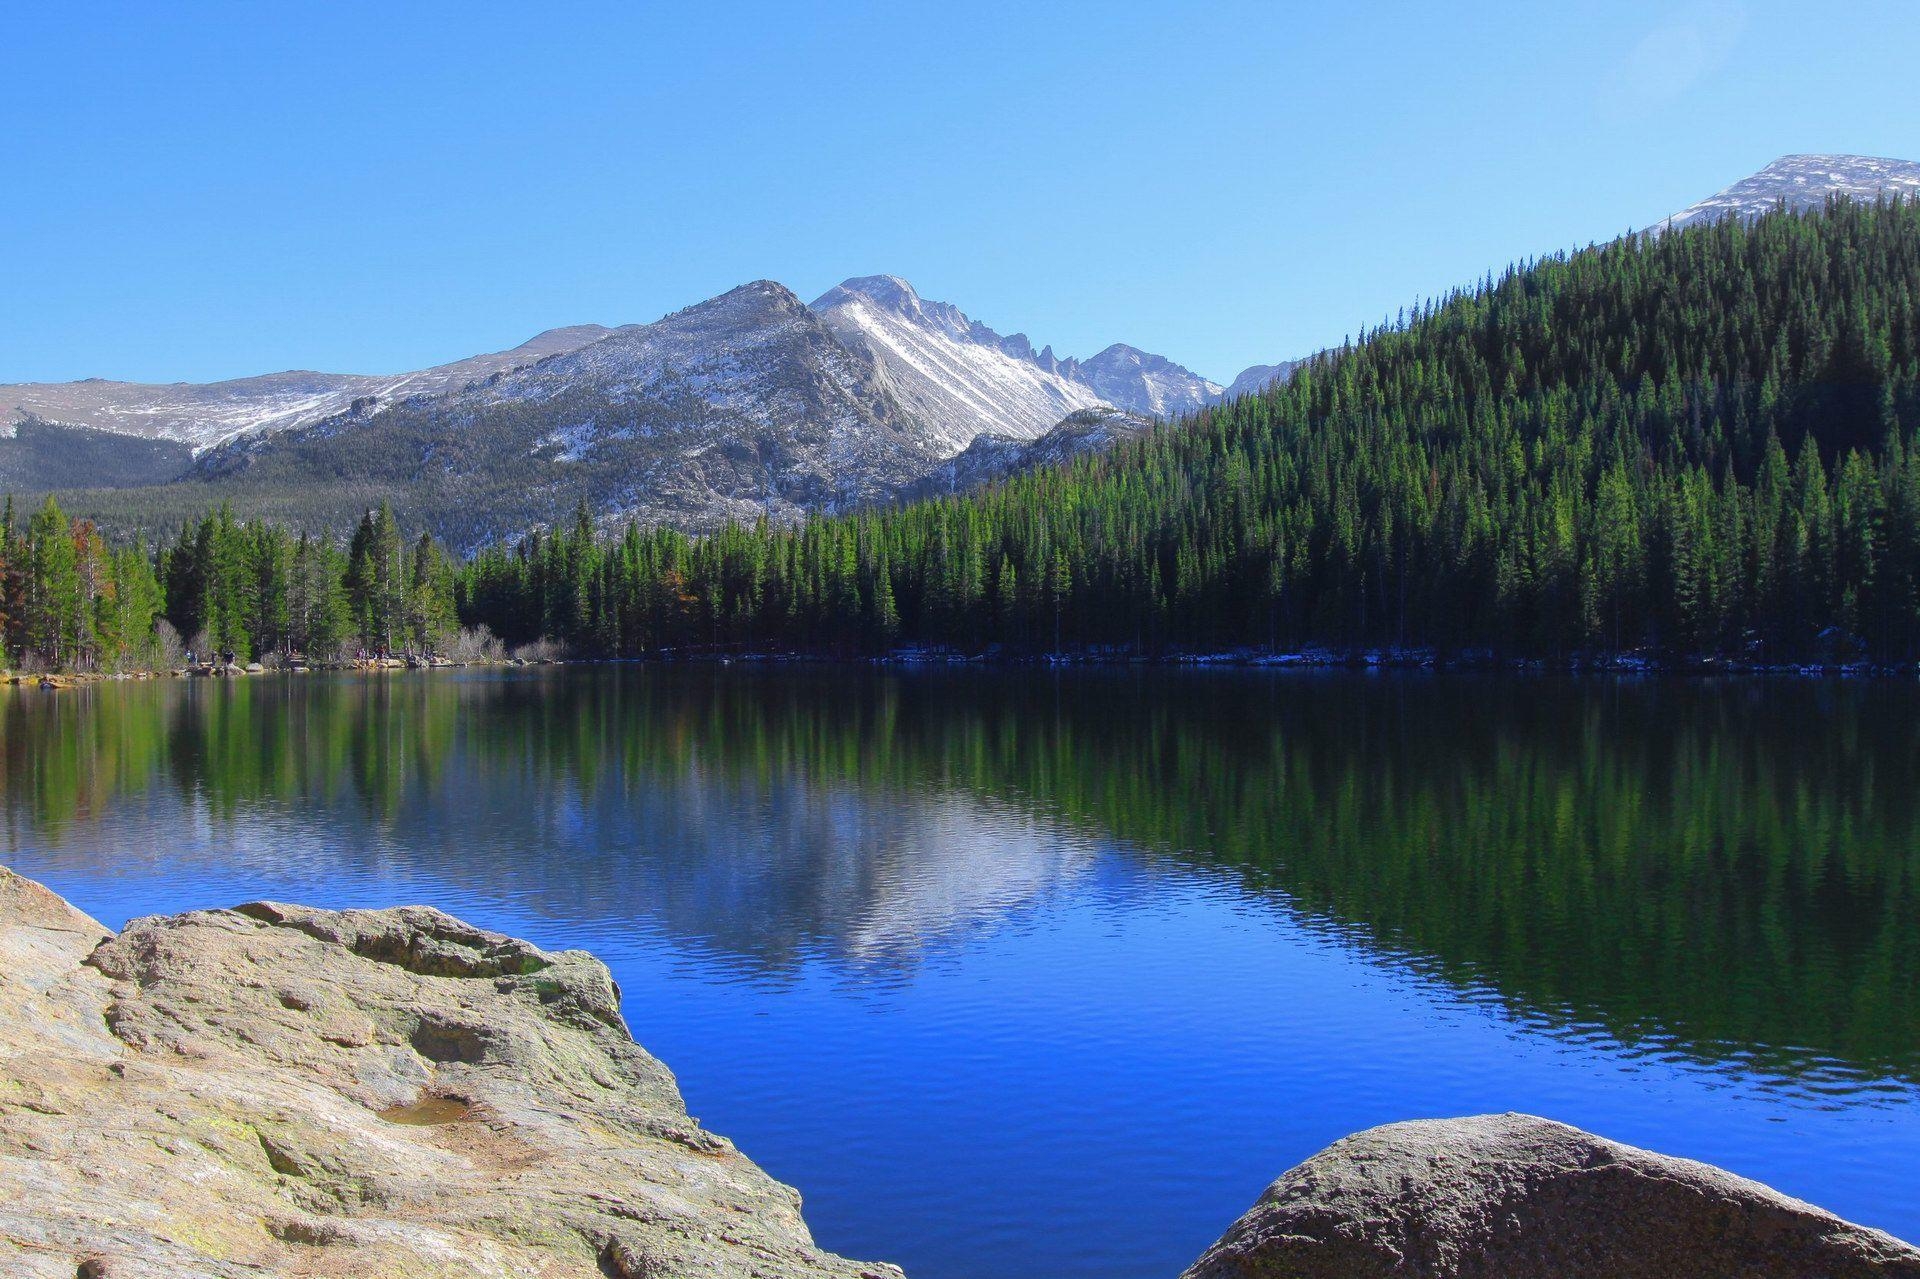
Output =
[{"x1": 3, "y1": 667, "x2": 1917, "y2": 1277}]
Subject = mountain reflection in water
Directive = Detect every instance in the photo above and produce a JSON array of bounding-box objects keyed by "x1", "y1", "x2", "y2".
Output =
[{"x1": 3, "y1": 666, "x2": 1917, "y2": 1277}]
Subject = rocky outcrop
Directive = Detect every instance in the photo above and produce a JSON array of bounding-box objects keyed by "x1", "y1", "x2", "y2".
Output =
[
  {"x1": 0, "y1": 866, "x2": 898, "y2": 1279},
  {"x1": 1183, "y1": 1112, "x2": 1920, "y2": 1279}
]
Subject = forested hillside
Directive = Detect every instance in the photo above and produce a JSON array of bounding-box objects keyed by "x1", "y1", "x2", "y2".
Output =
[
  {"x1": 6, "y1": 198, "x2": 1920, "y2": 670},
  {"x1": 457, "y1": 198, "x2": 1920, "y2": 661},
  {"x1": 0, "y1": 498, "x2": 457, "y2": 670}
]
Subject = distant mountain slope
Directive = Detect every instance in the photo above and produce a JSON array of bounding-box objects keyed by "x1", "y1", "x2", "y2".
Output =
[
  {"x1": 0, "y1": 418, "x2": 193, "y2": 493},
  {"x1": 810, "y1": 276, "x2": 1223, "y2": 446},
  {"x1": 1663, "y1": 154, "x2": 1920, "y2": 230},
  {"x1": 1074, "y1": 345, "x2": 1221, "y2": 417},
  {"x1": 0, "y1": 323, "x2": 632, "y2": 450},
  {"x1": 1221, "y1": 358, "x2": 1307, "y2": 401},
  {"x1": 166, "y1": 281, "x2": 938, "y2": 546},
  {"x1": 901, "y1": 406, "x2": 1152, "y2": 501},
  {"x1": 453, "y1": 200, "x2": 1920, "y2": 665},
  {"x1": 809, "y1": 275, "x2": 1107, "y2": 452}
]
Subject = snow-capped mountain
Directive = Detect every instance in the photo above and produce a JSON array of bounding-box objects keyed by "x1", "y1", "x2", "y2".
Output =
[
  {"x1": 0, "y1": 324, "x2": 632, "y2": 451},
  {"x1": 1662, "y1": 154, "x2": 1920, "y2": 231},
  {"x1": 1074, "y1": 344, "x2": 1222, "y2": 418},
  {"x1": 812, "y1": 276, "x2": 1228, "y2": 446},
  {"x1": 192, "y1": 281, "x2": 942, "y2": 544},
  {"x1": 902, "y1": 406, "x2": 1153, "y2": 502},
  {"x1": 809, "y1": 275, "x2": 1108, "y2": 453}
]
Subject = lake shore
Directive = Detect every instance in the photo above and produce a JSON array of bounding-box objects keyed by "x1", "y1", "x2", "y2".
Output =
[{"x1": 4, "y1": 864, "x2": 1915, "y2": 1277}]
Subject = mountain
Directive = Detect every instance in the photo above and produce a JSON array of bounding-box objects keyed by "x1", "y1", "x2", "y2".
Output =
[
  {"x1": 1221, "y1": 358, "x2": 1307, "y2": 402},
  {"x1": 0, "y1": 324, "x2": 632, "y2": 451},
  {"x1": 1073, "y1": 344, "x2": 1221, "y2": 417},
  {"x1": 152, "y1": 281, "x2": 1192, "y2": 544},
  {"x1": 808, "y1": 275, "x2": 1107, "y2": 452},
  {"x1": 1662, "y1": 153, "x2": 1920, "y2": 231},
  {"x1": 1212, "y1": 155, "x2": 1920, "y2": 404},
  {"x1": 0, "y1": 417, "x2": 194, "y2": 493},
  {"x1": 901, "y1": 406, "x2": 1152, "y2": 502},
  {"x1": 172, "y1": 281, "x2": 938, "y2": 546},
  {"x1": 448, "y1": 199, "x2": 1920, "y2": 665}
]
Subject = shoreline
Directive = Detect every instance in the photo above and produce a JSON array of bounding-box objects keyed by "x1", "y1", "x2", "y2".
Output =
[
  {"x1": 2, "y1": 865, "x2": 1914, "y2": 1277},
  {"x1": 10, "y1": 645, "x2": 1919, "y2": 686}
]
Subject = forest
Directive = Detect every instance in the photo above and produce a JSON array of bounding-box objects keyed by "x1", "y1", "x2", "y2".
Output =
[
  {"x1": 0, "y1": 499, "x2": 457, "y2": 670},
  {"x1": 6, "y1": 197, "x2": 1920, "y2": 670},
  {"x1": 454, "y1": 197, "x2": 1920, "y2": 663}
]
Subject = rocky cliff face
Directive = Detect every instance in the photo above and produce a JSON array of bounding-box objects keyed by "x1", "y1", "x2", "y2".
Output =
[
  {"x1": 809, "y1": 275, "x2": 1108, "y2": 453},
  {"x1": 1221, "y1": 358, "x2": 1306, "y2": 402},
  {"x1": 0, "y1": 866, "x2": 897, "y2": 1279}
]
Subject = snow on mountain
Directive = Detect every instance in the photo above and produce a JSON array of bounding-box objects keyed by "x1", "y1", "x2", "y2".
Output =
[
  {"x1": 0, "y1": 324, "x2": 633, "y2": 451},
  {"x1": 810, "y1": 275, "x2": 1107, "y2": 454},
  {"x1": 1074, "y1": 344, "x2": 1221, "y2": 418},
  {"x1": 196, "y1": 281, "x2": 942, "y2": 541},
  {"x1": 1221, "y1": 358, "x2": 1308, "y2": 401},
  {"x1": 1662, "y1": 154, "x2": 1920, "y2": 231},
  {"x1": 901, "y1": 406, "x2": 1153, "y2": 502}
]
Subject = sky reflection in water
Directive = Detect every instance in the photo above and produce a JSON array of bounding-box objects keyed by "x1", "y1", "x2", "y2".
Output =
[{"x1": 3, "y1": 667, "x2": 1916, "y2": 1279}]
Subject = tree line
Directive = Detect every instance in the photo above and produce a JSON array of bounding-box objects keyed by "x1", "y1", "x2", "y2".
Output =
[
  {"x1": 456, "y1": 198, "x2": 1920, "y2": 663},
  {"x1": 0, "y1": 499, "x2": 457, "y2": 671},
  {"x1": 12, "y1": 197, "x2": 1920, "y2": 668}
]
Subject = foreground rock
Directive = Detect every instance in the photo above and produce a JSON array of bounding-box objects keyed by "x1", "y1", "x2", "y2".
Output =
[
  {"x1": 1184, "y1": 1113, "x2": 1920, "y2": 1278},
  {"x1": 0, "y1": 867, "x2": 898, "y2": 1279},
  {"x1": 6, "y1": 864, "x2": 1915, "y2": 1279}
]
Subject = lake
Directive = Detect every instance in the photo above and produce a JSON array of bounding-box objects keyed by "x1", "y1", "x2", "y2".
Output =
[{"x1": 3, "y1": 666, "x2": 1916, "y2": 1277}]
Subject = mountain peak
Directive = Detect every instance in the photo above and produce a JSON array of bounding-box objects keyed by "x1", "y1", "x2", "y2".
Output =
[
  {"x1": 814, "y1": 274, "x2": 922, "y2": 312},
  {"x1": 1077, "y1": 343, "x2": 1222, "y2": 417},
  {"x1": 1664, "y1": 153, "x2": 1920, "y2": 230}
]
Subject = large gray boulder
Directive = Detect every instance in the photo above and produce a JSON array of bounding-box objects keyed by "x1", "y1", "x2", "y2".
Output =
[
  {"x1": 0, "y1": 866, "x2": 899, "y2": 1279},
  {"x1": 1183, "y1": 1113, "x2": 1920, "y2": 1278}
]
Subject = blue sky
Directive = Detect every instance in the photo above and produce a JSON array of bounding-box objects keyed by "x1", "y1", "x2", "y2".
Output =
[{"x1": 4, "y1": 1, "x2": 1916, "y2": 385}]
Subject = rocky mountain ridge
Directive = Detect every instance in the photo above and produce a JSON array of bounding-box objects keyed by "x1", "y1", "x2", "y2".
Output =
[
  {"x1": 1664, "y1": 153, "x2": 1920, "y2": 231},
  {"x1": 0, "y1": 323, "x2": 633, "y2": 451},
  {"x1": 809, "y1": 275, "x2": 1108, "y2": 452},
  {"x1": 188, "y1": 281, "x2": 946, "y2": 545},
  {"x1": 12, "y1": 154, "x2": 1917, "y2": 544}
]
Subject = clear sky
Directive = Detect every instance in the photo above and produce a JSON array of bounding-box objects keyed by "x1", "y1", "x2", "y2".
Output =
[{"x1": 5, "y1": 1, "x2": 1917, "y2": 386}]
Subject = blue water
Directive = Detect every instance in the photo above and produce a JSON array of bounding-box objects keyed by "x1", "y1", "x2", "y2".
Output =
[{"x1": 2, "y1": 667, "x2": 1915, "y2": 1276}]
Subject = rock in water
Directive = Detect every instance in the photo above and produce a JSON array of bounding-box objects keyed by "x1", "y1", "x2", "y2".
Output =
[
  {"x1": 9, "y1": 865, "x2": 1915, "y2": 1279},
  {"x1": 1182, "y1": 1113, "x2": 1920, "y2": 1278},
  {"x1": 0, "y1": 866, "x2": 899, "y2": 1279}
]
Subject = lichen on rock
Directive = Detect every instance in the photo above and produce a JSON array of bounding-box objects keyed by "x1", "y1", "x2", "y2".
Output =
[{"x1": 0, "y1": 866, "x2": 900, "y2": 1279}]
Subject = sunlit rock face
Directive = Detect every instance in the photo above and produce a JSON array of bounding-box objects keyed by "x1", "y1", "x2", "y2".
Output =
[
  {"x1": 811, "y1": 276, "x2": 1222, "y2": 454},
  {"x1": 1184, "y1": 1113, "x2": 1920, "y2": 1279},
  {"x1": 811, "y1": 275, "x2": 1109, "y2": 454},
  {"x1": 0, "y1": 866, "x2": 900, "y2": 1279}
]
